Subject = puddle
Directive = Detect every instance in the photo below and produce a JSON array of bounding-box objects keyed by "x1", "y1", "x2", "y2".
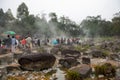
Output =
[{"x1": 55, "y1": 68, "x2": 65, "y2": 80}]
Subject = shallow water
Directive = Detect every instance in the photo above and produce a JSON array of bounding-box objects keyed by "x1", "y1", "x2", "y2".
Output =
[{"x1": 55, "y1": 68, "x2": 65, "y2": 80}]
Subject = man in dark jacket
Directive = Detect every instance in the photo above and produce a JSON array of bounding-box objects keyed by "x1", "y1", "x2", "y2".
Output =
[{"x1": 6, "y1": 35, "x2": 12, "y2": 49}]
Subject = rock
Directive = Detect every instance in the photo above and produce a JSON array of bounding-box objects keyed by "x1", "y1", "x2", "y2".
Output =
[
  {"x1": 59, "y1": 57, "x2": 80, "y2": 68},
  {"x1": 109, "y1": 54, "x2": 120, "y2": 61},
  {"x1": 61, "y1": 49, "x2": 81, "y2": 58},
  {"x1": 0, "y1": 66, "x2": 7, "y2": 80},
  {"x1": 13, "y1": 53, "x2": 23, "y2": 60},
  {"x1": 18, "y1": 53, "x2": 56, "y2": 71},
  {"x1": 6, "y1": 63, "x2": 20, "y2": 73},
  {"x1": 50, "y1": 48, "x2": 59, "y2": 54},
  {"x1": 70, "y1": 64, "x2": 92, "y2": 78},
  {"x1": 103, "y1": 63, "x2": 116, "y2": 77},
  {"x1": 0, "y1": 48, "x2": 10, "y2": 55},
  {"x1": 90, "y1": 50, "x2": 106, "y2": 58},
  {"x1": 82, "y1": 57, "x2": 91, "y2": 64},
  {"x1": 0, "y1": 53, "x2": 13, "y2": 65}
]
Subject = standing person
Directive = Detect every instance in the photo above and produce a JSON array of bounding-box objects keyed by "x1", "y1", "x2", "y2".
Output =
[
  {"x1": 34, "y1": 38, "x2": 38, "y2": 47},
  {"x1": 11, "y1": 36, "x2": 16, "y2": 53},
  {"x1": 26, "y1": 36, "x2": 32, "y2": 50},
  {"x1": 6, "y1": 35, "x2": 12, "y2": 51},
  {"x1": 21, "y1": 37, "x2": 26, "y2": 49},
  {"x1": 0, "y1": 39, "x2": 1, "y2": 48},
  {"x1": 37, "y1": 39, "x2": 40, "y2": 47}
]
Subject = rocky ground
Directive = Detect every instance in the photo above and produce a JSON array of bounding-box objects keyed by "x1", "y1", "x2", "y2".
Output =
[{"x1": 0, "y1": 38, "x2": 120, "y2": 80}]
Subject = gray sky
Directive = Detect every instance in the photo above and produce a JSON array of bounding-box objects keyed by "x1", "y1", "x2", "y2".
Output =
[{"x1": 0, "y1": 0, "x2": 120, "y2": 23}]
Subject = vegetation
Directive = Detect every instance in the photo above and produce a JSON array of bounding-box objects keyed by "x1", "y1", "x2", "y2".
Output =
[
  {"x1": 0, "y1": 2, "x2": 120, "y2": 38},
  {"x1": 74, "y1": 45, "x2": 90, "y2": 52},
  {"x1": 94, "y1": 63, "x2": 116, "y2": 78},
  {"x1": 66, "y1": 70, "x2": 82, "y2": 80}
]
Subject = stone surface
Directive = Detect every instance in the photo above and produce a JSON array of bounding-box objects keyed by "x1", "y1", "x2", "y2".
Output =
[
  {"x1": 18, "y1": 53, "x2": 56, "y2": 70},
  {"x1": 61, "y1": 49, "x2": 81, "y2": 58},
  {"x1": 0, "y1": 53, "x2": 13, "y2": 65},
  {"x1": 70, "y1": 64, "x2": 92, "y2": 78},
  {"x1": 0, "y1": 48, "x2": 10, "y2": 55},
  {"x1": 0, "y1": 66, "x2": 7, "y2": 80},
  {"x1": 82, "y1": 57, "x2": 91, "y2": 64},
  {"x1": 59, "y1": 57, "x2": 80, "y2": 68}
]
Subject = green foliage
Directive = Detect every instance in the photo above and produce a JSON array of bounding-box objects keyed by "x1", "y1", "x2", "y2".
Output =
[
  {"x1": 17, "y1": 2, "x2": 29, "y2": 19},
  {"x1": 81, "y1": 15, "x2": 113, "y2": 37},
  {"x1": 112, "y1": 12, "x2": 120, "y2": 36},
  {"x1": 74, "y1": 45, "x2": 90, "y2": 52},
  {"x1": 0, "y1": 3, "x2": 120, "y2": 38},
  {"x1": 94, "y1": 63, "x2": 116, "y2": 78},
  {"x1": 66, "y1": 70, "x2": 82, "y2": 80},
  {"x1": 102, "y1": 50, "x2": 110, "y2": 57},
  {"x1": 49, "y1": 12, "x2": 58, "y2": 22}
]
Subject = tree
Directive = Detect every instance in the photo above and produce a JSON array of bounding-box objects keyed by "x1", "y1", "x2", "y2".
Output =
[
  {"x1": 4, "y1": 9, "x2": 15, "y2": 21},
  {"x1": 17, "y1": 2, "x2": 29, "y2": 20},
  {"x1": 80, "y1": 15, "x2": 113, "y2": 37},
  {"x1": 49, "y1": 12, "x2": 58, "y2": 22},
  {"x1": 112, "y1": 11, "x2": 120, "y2": 36},
  {"x1": 0, "y1": 8, "x2": 5, "y2": 27}
]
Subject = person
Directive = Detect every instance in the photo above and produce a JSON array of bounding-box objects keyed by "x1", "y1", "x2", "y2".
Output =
[
  {"x1": 34, "y1": 38, "x2": 38, "y2": 47},
  {"x1": 15, "y1": 39, "x2": 19, "y2": 50},
  {"x1": 21, "y1": 37, "x2": 26, "y2": 49},
  {"x1": 6, "y1": 35, "x2": 12, "y2": 51},
  {"x1": 11, "y1": 36, "x2": 16, "y2": 53},
  {"x1": 26, "y1": 36, "x2": 32, "y2": 50},
  {"x1": 37, "y1": 39, "x2": 40, "y2": 47},
  {"x1": 0, "y1": 39, "x2": 1, "y2": 48}
]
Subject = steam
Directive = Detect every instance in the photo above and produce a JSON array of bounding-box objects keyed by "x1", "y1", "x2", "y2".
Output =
[{"x1": 34, "y1": 15, "x2": 68, "y2": 39}]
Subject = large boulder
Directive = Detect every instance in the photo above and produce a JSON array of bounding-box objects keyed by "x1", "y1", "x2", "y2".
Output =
[
  {"x1": 18, "y1": 53, "x2": 56, "y2": 71},
  {"x1": 59, "y1": 57, "x2": 80, "y2": 68},
  {"x1": 70, "y1": 64, "x2": 92, "y2": 78},
  {"x1": 61, "y1": 49, "x2": 81, "y2": 58}
]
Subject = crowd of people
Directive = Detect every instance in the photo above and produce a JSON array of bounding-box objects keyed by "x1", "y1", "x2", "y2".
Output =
[
  {"x1": 0, "y1": 35, "x2": 41, "y2": 53},
  {"x1": 0, "y1": 34, "x2": 82, "y2": 53},
  {"x1": 52, "y1": 37, "x2": 82, "y2": 45}
]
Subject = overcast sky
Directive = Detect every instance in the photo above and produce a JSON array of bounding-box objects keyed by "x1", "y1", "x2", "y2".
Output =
[{"x1": 0, "y1": 0, "x2": 120, "y2": 23}]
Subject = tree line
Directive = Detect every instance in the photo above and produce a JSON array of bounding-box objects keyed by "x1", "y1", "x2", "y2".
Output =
[{"x1": 0, "y1": 2, "x2": 120, "y2": 38}]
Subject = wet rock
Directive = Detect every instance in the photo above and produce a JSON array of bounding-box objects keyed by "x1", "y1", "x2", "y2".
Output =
[
  {"x1": 59, "y1": 57, "x2": 80, "y2": 68},
  {"x1": 61, "y1": 49, "x2": 81, "y2": 58},
  {"x1": 82, "y1": 57, "x2": 91, "y2": 64},
  {"x1": 18, "y1": 53, "x2": 56, "y2": 71},
  {"x1": 70, "y1": 64, "x2": 92, "y2": 78}
]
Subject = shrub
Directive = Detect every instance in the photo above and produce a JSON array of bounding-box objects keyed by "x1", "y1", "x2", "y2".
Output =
[{"x1": 66, "y1": 70, "x2": 82, "y2": 80}]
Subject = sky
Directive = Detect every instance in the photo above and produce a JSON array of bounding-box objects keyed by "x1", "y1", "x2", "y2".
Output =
[{"x1": 0, "y1": 0, "x2": 120, "y2": 23}]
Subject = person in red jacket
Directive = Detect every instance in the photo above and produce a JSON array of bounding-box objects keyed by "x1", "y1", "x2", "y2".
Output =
[{"x1": 21, "y1": 38, "x2": 26, "y2": 48}]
